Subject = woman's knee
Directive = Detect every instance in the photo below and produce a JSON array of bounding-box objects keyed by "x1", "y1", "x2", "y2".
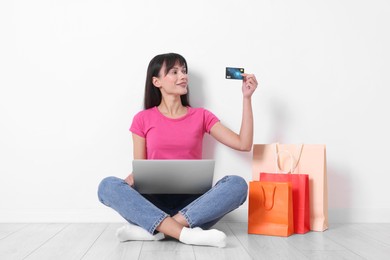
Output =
[
  {"x1": 225, "y1": 175, "x2": 248, "y2": 204},
  {"x1": 216, "y1": 175, "x2": 248, "y2": 204},
  {"x1": 97, "y1": 176, "x2": 122, "y2": 203}
]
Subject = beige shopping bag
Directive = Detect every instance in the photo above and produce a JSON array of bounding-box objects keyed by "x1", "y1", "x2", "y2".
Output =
[{"x1": 253, "y1": 143, "x2": 328, "y2": 231}]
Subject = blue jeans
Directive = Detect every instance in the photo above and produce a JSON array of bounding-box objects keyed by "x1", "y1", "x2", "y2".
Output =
[{"x1": 98, "y1": 175, "x2": 248, "y2": 234}]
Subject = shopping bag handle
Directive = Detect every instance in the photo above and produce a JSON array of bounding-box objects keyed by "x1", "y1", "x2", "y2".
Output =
[
  {"x1": 261, "y1": 184, "x2": 276, "y2": 210},
  {"x1": 275, "y1": 150, "x2": 294, "y2": 173},
  {"x1": 275, "y1": 143, "x2": 304, "y2": 173}
]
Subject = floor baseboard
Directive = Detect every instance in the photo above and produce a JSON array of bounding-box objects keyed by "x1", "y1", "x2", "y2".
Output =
[{"x1": 1, "y1": 208, "x2": 390, "y2": 223}]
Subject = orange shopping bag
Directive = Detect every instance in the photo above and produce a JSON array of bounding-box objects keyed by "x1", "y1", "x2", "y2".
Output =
[
  {"x1": 248, "y1": 181, "x2": 294, "y2": 237},
  {"x1": 253, "y1": 143, "x2": 328, "y2": 231}
]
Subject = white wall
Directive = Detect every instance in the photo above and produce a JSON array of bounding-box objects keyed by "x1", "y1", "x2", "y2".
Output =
[{"x1": 1, "y1": 0, "x2": 389, "y2": 223}]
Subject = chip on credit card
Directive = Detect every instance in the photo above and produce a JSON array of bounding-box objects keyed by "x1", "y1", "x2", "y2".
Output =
[{"x1": 226, "y1": 67, "x2": 245, "y2": 80}]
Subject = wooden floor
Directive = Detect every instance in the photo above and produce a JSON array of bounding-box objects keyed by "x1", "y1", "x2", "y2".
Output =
[{"x1": 1, "y1": 222, "x2": 390, "y2": 260}]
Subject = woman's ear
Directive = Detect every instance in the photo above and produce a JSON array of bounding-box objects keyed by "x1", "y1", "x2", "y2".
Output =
[{"x1": 152, "y1": 76, "x2": 161, "y2": 88}]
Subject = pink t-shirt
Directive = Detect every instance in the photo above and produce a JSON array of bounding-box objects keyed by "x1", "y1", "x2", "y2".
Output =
[{"x1": 130, "y1": 106, "x2": 219, "y2": 159}]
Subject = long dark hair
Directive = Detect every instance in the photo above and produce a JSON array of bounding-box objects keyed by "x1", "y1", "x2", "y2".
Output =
[{"x1": 144, "y1": 53, "x2": 190, "y2": 109}]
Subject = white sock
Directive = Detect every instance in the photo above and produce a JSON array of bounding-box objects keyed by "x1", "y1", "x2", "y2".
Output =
[
  {"x1": 116, "y1": 224, "x2": 165, "y2": 242},
  {"x1": 179, "y1": 227, "x2": 227, "y2": 248}
]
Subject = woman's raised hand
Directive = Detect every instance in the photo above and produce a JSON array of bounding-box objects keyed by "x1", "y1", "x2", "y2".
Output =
[{"x1": 241, "y1": 73, "x2": 258, "y2": 98}]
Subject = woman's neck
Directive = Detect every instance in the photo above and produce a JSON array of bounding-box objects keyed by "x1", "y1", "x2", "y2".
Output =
[{"x1": 158, "y1": 98, "x2": 187, "y2": 119}]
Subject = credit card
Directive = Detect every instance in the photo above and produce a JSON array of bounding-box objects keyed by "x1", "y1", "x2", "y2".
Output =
[{"x1": 226, "y1": 67, "x2": 245, "y2": 80}]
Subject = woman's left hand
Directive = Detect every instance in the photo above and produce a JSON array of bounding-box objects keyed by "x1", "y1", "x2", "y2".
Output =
[{"x1": 241, "y1": 73, "x2": 258, "y2": 98}]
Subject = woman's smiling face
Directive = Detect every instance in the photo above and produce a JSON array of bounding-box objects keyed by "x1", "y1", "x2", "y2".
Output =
[{"x1": 153, "y1": 61, "x2": 188, "y2": 96}]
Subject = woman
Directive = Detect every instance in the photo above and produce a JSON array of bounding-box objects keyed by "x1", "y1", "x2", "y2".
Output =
[{"x1": 98, "y1": 53, "x2": 258, "y2": 248}]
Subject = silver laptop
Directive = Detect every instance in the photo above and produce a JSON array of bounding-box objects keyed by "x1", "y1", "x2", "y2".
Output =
[{"x1": 132, "y1": 160, "x2": 215, "y2": 194}]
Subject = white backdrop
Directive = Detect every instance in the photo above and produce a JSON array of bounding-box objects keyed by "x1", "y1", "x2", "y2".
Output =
[{"x1": 1, "y1": 0, "x2": 389, "y2": 223}]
